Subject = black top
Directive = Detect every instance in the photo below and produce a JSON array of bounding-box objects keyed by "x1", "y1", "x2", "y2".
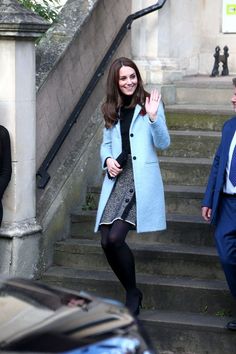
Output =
[
  {"x1": 120, "y1": 106, "x2": 135, "y2": 154},
  {"x1": 0, "y1": 125, "x2": 12, "y2": 200},
  {"x1": 104, "y1": 98, "x2": 135, "y2": 169}
]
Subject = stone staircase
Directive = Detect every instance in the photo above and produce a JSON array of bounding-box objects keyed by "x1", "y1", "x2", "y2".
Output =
[{"x1": 41, "y1": 76, "x2": 236, "y2": 354}]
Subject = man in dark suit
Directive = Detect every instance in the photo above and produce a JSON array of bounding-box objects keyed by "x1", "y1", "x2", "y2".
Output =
[{"x1": 202, "y1": 77, "x2": 236, "y2": 330}]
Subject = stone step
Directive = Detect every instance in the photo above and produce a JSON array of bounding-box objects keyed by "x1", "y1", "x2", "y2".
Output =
[
  {"x1": 141, "y1": 309, "x2": 236, "y2": 354},
  {"x1": 176, "y1": 87, "x2": 231, "y2": 106},
  {"x1": 165, "y1": 185, "x2": 204, "y2": 215},
  {"x1": 165, "y1": 107, "x2": 228, "y2": 131},
  {"x1": 143, "y1": 61, "x2": 183, "y2": 86},
  {"x1": 160, "y1": 157, "x2": 212, "y2": 186},
  {"x1": 84, "y1": 184, "x2": 205, "y2": 216},
  {"x1": 128, "y1": 213, "x2": 215, "y2": 247},
  {"x1": 71, "y1": 211, "x2": 215, "y2": 247},
  {"x1": 54, "y1": 238, "x2": 223, "y2": 280},
  {"x1": 42, "y1": 266, "x2": 236, "y2": 316},
  {"x1": 169, "y1": 75, "x2": 233, "y2": 106},
  {"x1": 160, "y1": 130, "x2": 220, "y2": 159}
]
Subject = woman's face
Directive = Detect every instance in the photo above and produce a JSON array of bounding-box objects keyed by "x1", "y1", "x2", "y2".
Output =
[{"x1": 118, "y1": 65, "x2": 138, "y2": 96}]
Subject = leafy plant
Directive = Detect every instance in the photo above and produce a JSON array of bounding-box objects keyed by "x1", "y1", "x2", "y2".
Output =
[
  {"x1": 82, "y1": 194, "x2": 97, "y2": 211},
  {"x1": 18, "y1": 0, "x2": 62, "y2": 22},
  {"x1": 216, "y1": 309, "x2": 232, "y2": 317}
]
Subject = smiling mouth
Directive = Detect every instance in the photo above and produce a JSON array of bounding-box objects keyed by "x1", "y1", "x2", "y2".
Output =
[{"x1": 125, "y1": 86, "x2": 136, "y2": 90}]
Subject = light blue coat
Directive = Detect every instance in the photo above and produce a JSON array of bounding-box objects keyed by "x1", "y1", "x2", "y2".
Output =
[{"x1": 94, "y1": 102, "x2": 170, "y2": 233}]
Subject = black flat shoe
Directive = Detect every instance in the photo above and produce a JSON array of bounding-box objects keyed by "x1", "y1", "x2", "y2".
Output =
[
  {"x1": 125, "y1": 288, "x2": 143, "y2": 316},
  {"x1": 226, "y1": 320, "x2": 236, "y2": 331}
]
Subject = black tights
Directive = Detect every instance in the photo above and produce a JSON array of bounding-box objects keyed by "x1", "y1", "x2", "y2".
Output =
[{"x1": 100, "y1": 219, "x2": 137, "y2": 294}]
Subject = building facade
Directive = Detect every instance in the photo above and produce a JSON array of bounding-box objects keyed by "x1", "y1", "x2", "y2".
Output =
[{"x1": 132, "y1": 0, "x2": 236, "y2": 83}]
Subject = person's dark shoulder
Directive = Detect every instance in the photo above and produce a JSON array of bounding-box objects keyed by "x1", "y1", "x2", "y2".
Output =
[
  {"x1": 222, "y1": 116, "x2": 236, "y2": 131},
  {"x1": 0, "y1": 125, "x2": 10, "y2": 139}
]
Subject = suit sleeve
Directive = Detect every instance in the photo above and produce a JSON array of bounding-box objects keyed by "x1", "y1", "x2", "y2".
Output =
[
  {"x1": 0, "y1": 127, "x2": 12, "y2": 199},
  {"x1": 202, "y1": 142, "x2": 221, "y2": 208}
]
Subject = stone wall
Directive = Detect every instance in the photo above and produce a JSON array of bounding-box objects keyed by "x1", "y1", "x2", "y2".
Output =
[
  {"x1": 132, "y1": 0, "x2": 236, "y2": 81},
  {"x1": 35, "y1": 0, "x2": 131, "y2": 273}
]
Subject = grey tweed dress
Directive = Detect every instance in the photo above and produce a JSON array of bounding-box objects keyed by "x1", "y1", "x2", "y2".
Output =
[{"x1": 99, "y1": 107, "x2": 136, "y2": 229}]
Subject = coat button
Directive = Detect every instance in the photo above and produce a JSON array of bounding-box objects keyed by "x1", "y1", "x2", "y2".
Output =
[
  {"x1": 133, "y1": 156, "x2": 136, "y2": 160},
  {"x1": 129, "y1": 189, "x2": 133, "y2": 193},
  {"x1": 125, "y1": 198, "x2": 130, "y2": 203},
  {"x1": 130, "y1": 133, "x2": 134, "y2": 137}
]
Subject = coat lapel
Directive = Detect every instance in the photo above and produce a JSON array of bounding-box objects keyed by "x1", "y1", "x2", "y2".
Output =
[
  {"x1": 114, "y1": 119, "x2": 121, "y2": 137},
  {"x1": 222, "y1": 120, "x2": 236, "y2": 166}
]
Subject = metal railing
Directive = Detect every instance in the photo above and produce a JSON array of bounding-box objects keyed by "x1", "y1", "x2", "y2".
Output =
[{"x1": 36, "y1": 0, "x2": 167, "y2": 188}]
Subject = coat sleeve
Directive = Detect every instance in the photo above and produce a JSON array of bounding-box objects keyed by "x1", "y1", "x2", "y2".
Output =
[
  {"x1": 100, "y1": 127, "x2": 113, "y2": 169},
  {"x1": 202, "y1": 141, "x2": 221, "y2": 208},
  {"x1": 148, "y1": 101, "x2": 170, "y2": 150},
  {"x1": 0, "y1": 127, "x2": 12, "y2": 199}
]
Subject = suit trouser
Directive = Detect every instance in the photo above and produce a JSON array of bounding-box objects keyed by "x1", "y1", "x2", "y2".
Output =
[{"x1": 215, "y1": 195, "x2": 236, "y2": 299}]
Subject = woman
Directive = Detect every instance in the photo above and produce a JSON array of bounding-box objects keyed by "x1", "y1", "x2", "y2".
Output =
[
  {"x1": 94, "y1": 57, "x2": 170, "y2": 316},
  {"x1": 0, "y1": 125, "x2": 12, "y2": 225}
]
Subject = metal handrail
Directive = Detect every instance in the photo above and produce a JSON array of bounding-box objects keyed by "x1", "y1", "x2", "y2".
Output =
[{"x1": 36, "y1": 0, "x2": 167, "y2": 188}]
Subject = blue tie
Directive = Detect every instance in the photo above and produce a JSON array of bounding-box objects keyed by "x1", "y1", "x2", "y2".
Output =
[{"x1": 229, "y1": 144, "x2": 236, "y2": 187}]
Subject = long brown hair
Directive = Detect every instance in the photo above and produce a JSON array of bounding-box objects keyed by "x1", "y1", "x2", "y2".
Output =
[{"x1": 102, "y1": 57, "x2": 149, "y2": 128}]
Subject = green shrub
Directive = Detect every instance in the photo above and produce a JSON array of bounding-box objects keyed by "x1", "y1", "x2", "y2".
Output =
[{"x1": 18, "y1": 0, "x2": 62, "y2": 22}]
